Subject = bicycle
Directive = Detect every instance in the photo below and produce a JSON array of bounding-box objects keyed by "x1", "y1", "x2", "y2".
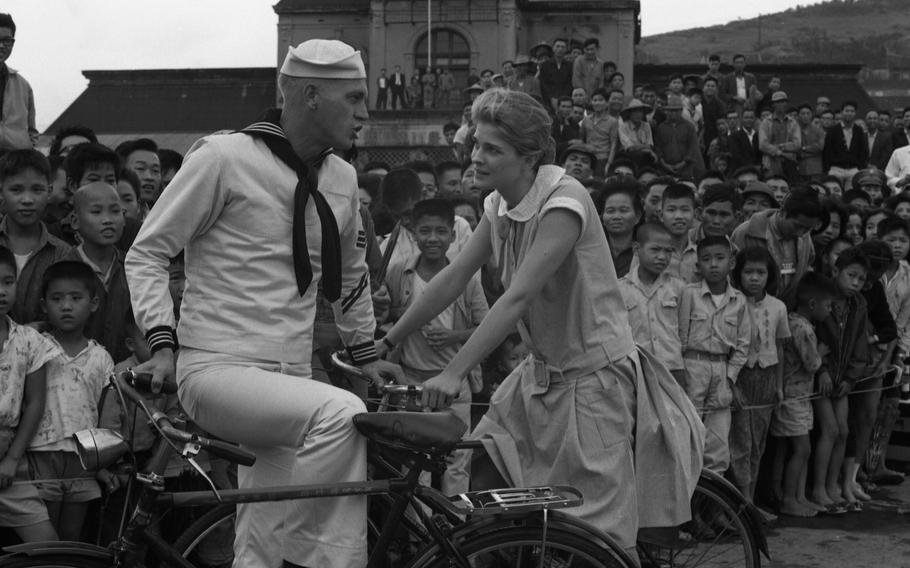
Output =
[
  {"x1": 169, "y1": 353, "x2": 771, "y2": 568},
  {"x1": 0, "y1": 368, "x2": 636, "y2": 568}
]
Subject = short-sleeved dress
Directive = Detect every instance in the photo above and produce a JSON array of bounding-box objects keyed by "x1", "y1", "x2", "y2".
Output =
[{"x1": 472, "y1": 165, "x2": 704, "y2": 549}]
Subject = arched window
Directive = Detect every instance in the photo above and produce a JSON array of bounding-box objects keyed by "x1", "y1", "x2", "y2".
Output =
[{"x1": 414, "y1": 29, "x2": 470, "y2": 108}]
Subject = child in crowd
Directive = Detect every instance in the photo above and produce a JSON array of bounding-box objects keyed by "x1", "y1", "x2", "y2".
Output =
[
  {"x1": 116, "y1": 168, "x2": 142, "y2": 221},
  {"x1": 867, "y1": 215, "x2": 910, "y2": 484},
  {"x1": 811, "y1": 247, "x2": 870, "y2": 512},
  {"x1": 843, "y1": 240, "x2": 896, "y2": 504},
  {"x1": 619, "y1": 223, "x2": 687, "y2": 388},
  {"x1": 63, "y1": 182, "x2": 130, "y2": 363},
  {"x1": 843, "y1": 189, "x2": 871, "y2": 212},
  {"x1": 54, "y1": 142, "x2": 120, "y2": 246},
  {"x1": 378, "y1": 169, "x2": 473, "y2": 268},
  {"x1": 729, "y1": 247, "x2": 790, "y2": 504},
  {"x1": 0, "y1": 150, "x2": 72, "y2": 324},
  {"x1": 641, "y1": 176, "x2": 673, "y2": 222},
  {"x1": 384, "y1": 199, "x2": 489, "y2": 494},
  {"x1": 819, "y1": 238, "x2": 853, "y2": 278},
  {"x1": 843, "y1": 207, "x2": 864, "y2": 245},
  {"x1": 99, "y1": 312, "x2": 155, "y2": 461},
  {"x1": 659, "y1": 183, "x2": 698, "y2": 282},
  {"x1": 0, "y1": 246, "x2": 59, "y2": 542},
  {"x1": 481, "y1": 333, "x2": 529, "y2": 399},
  {"x1": 772, "y1": 273, "x2": 837, "y2": 517},
  {"x1": 44, "y1": 155, "x2": 71, "y2": 227},
  {"x1": 864, "y1": 209, "x2": 888, "y2": 242},
  {"x1": 811, "y1": 199, "x2": 845, "y2": 253},
  {"x1": 679, "y1": 236, "x2": 752, "y2": 473},
  {"x1": 27, "y1": 261, "x2": 113, "y2": 541}
]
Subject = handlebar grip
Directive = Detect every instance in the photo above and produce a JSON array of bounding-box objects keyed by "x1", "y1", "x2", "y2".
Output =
[
  {"x1": 127, "y1": 371, "x2": 178, "y2": 395},
  {"x1": 203, "y1": 438, "x2": 256, "y2": 467}
]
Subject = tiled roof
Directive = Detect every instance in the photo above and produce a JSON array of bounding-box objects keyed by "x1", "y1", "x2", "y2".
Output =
[
  {"x1": 273, "y1": 0, "x2": 370, "y2": 13},
  {"x1": 44, "y1": 68, "x2": 277, "y2": 138}
]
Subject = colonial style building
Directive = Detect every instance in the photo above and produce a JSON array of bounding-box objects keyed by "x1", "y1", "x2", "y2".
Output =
[{"x1": 274, "y1": 0, "x2": 641, "y2": 96}]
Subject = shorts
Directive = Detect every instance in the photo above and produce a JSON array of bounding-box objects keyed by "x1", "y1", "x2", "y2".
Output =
[
  {"x1": 0, "y1": 457, "x2": 51, "y2": 527},
  {"x1": 771, "y1": 398, "x2": 813, "y2": 437},
  {"x1": 28, "y1": 451, "x2": 101, "y2": 503}
]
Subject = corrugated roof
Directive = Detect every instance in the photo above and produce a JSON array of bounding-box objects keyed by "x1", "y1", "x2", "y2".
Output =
[{"x1": 45, "y1": 68, "x2": 277, "y2": 136}]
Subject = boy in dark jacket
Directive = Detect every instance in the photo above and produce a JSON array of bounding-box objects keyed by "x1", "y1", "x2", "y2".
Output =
[{"x1": 811, "y1": 247, "x2": 871, "y2": 512}]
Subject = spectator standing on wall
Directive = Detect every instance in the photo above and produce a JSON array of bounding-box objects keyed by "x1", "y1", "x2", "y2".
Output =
[{"x1": 0, "y1": 13, "x2": 37, "y2": 151}]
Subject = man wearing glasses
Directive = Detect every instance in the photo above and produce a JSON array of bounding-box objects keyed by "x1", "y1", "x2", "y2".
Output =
[{"x1": 0, "y1": 13, "x2": 37, "y2": 151}]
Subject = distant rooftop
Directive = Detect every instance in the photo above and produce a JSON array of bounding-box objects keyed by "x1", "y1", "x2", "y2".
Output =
[{"x1": 44, "y1": 68, "x2": 277, "y2": 144}]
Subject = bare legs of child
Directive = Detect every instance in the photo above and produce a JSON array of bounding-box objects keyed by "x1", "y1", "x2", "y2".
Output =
[
  {"x1": 13, "y1": 520, "x2": 57, "y2": 542},
  {"x1": 45, "y1": 501, "x2": 90, "y2": 541},
  {"x1": 774, "y1": 435, "x2": 817, "y2": 517},
  {"x1": 810, "y1": 396, "x2": 849, "y2": 511}
]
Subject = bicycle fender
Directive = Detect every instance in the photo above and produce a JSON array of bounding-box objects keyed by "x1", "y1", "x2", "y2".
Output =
[
  {"x1": 1, "y1": 540, "x2": 112, "y2": 561},
  {"x1": 699, "y1": 469, "x2": 770, "y2": 560},
  {"x1": 450, "y1": 510, "x2": 631, "y2": 558}
]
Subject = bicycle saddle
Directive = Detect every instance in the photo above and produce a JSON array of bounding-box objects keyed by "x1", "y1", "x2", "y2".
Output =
[{"x1": 353, "y1": 412, "x2": 467, "y2": 451}]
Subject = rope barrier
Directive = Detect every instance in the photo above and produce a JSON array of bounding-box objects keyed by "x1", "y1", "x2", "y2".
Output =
[{"x1": 364, "y1": 366, "x2": 907, "y2": 415}]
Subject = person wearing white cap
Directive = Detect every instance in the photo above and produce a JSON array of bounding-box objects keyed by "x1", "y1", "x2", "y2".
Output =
[{"x1": 125, "y1": 38, "x2": 403, "y2": 568}]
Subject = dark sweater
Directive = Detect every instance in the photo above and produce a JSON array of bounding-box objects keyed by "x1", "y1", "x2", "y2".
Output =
[
  {"x1": 862, "y1": 280, "x2": 897, "y2": 345},
  {"x1": 822, "y1": 123, "x2": 869, "y2": 170}
]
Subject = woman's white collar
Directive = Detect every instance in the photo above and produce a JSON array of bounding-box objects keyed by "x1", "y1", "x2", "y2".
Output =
[{"x1": 496, "y1": 165, "x2": 566, "y2": 222}]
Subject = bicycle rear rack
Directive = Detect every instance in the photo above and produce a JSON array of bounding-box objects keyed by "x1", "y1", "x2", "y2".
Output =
[{"x1": 450, "y1": 486, "x2": 583, "y2": 515}]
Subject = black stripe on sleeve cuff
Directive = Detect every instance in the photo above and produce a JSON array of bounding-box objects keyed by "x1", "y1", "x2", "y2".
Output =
[
  {"x1": 146, "y1": 326, "x2": 177, "y2": 354},
  {"x1": 347, "y1": 341, "x2": 378, "y2": 365}
]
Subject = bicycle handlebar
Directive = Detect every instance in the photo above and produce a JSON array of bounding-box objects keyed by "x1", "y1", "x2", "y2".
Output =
[
  {"x1": 127, "y1": 371, "x2": 178, "y2": 395},
  {"x1": 329, "y1": 351, "x2": 424, "y2": 396},
  {"x1": 113, "y1": 371, "x2": 257, "y2": 467}
]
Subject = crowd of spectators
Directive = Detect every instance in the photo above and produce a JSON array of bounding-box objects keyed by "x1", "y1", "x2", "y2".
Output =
[{"x1": 1, "y1": 11, "x2": 909, "y2": 551}]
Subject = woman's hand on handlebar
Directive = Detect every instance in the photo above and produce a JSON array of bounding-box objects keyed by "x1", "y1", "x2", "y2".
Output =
[
  {"x1": 131, "y1": 348, "x2": 176, "y2": 394},
  {"x1": 360, "y1": 359, "x2": 405, "y2": 388},
  {"x1": 421, "y1": 372, "x2": 462, "y2": 409}
]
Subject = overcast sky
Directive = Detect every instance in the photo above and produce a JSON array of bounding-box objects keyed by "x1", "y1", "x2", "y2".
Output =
[{"x1": 2, "y1": 0, "x2": 824, "y2": 131}]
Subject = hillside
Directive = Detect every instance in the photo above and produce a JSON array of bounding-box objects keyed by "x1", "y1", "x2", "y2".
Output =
[{"x1": 637, "y1": 0, "x2": 910, "y2": 65}]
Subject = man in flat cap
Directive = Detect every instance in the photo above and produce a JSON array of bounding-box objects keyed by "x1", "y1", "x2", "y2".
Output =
[{"x1": 126, "y1": 39, "x2": 402, "y2": 568}]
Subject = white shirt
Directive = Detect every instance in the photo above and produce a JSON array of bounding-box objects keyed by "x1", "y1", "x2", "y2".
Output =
[
  {"x1": 736, "y1": 76, "x2": 747, "y2": 100},
  {"x1": 126, "y1": 131, "x2": 376, "y2": 364},
  {"x1": 885, "y1": 145, "x2": 910, "y2": 189}
]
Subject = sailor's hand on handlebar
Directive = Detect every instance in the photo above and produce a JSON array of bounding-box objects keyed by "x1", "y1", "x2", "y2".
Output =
[
  {"x1": 360, "y1": 359, "x2": 405, "y2": 388},
  {"x1": 131, "y1": 348, "x2": 176, "y2": 394},
  {"x1": 421, "y1": 372, "x2": 462, "y2": 410}
]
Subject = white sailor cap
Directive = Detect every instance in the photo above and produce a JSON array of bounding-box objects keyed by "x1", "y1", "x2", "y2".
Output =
[{"x1": 280, "y1": 39, "x2": 366, "y2": 80}]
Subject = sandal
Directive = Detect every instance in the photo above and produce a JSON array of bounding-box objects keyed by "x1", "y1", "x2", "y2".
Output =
[
  {"x1": 845, "y1": 501, "x2": 863, "y2": 513},
  {"x1": 822, "y1": 502, "x2": 847, "y2": 515}
]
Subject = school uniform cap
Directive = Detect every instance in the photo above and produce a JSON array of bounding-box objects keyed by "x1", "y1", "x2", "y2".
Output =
[
  {"x1": 741, "y1": 180, "x2": 775, "y2": 201},
  {"x1": 852, "y1": 168, "x2": 885, "y2": 188},
  {"x1": 817, "y1": 96, "x2": 831, "y2": 105},
  {"x1": 464, "y1": 83, "x2": 485, "y2": 93},
  {"x1": 280, "y1": 39, "x2": 366, "y2": 79},
  {"x1": 559, "y1": 143, "x2": 597, "y2": 166}
]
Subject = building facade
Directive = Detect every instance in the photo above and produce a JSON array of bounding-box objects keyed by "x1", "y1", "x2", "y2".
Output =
[{"x1": 274, "y1": 0, "x2": 641, "y2": 99}]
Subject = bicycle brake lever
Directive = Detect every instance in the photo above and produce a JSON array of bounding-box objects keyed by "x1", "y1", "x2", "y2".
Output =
[{"x1": 186, "y1": 456, "x2": 223, "y2": 504}]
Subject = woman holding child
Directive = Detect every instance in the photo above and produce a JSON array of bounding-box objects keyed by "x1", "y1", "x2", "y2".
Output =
[{"x1": 378, "y1": 88, "x2": 703, "y2": 555}]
